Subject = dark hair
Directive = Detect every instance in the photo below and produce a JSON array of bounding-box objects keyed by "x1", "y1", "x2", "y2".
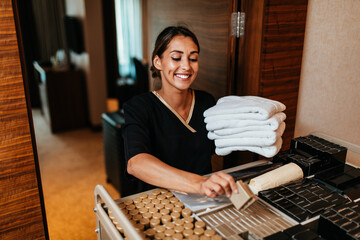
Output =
[{"x1": 150, "y1": 26, "x2": 200, "y2": 79}]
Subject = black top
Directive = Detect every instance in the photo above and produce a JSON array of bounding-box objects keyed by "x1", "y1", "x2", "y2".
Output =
[{"x1": 122, "y1": 89, "x2": 216, "y2": 192}]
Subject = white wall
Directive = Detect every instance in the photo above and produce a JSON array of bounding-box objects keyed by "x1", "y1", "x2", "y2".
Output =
[
  {"x1": 65, "y1": 0, "x2": 107, "y2": 127},
  {"x1": 295, "y1": 0, "x2": 360, "y2": 166}
]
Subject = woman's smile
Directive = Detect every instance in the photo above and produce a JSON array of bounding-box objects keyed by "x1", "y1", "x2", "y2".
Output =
[{"x1": 175, "y1": 73, "x2": 192, "y2": 80}]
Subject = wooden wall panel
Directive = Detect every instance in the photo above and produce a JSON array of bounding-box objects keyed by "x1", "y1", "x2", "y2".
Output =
[
  {"x1": 260, "y1": 0, "x2": 308, "y2": 149},
  {"x1": 147, "y1": 0, "x2": 233, "y2": 100},
  {"x1": 239, "y1": 0, "x2": 308, "y2": 150},
  {"x1": 0, "y1": 0, "x2": 47, "y2": 239}
]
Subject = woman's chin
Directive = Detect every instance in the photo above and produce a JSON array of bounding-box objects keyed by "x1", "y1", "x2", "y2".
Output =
[{"x1": 174, "y1": 82, "x2": 193, "y2": 91}]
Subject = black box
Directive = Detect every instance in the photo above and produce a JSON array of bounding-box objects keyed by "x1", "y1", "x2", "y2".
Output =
[{"x1": 102, "y1": 111, "x2": 139, "y2": 197}]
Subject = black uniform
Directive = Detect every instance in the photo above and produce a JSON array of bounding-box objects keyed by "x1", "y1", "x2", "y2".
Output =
[{"x1": 122, "y1": 89, "x2": 216, "y2": 192}]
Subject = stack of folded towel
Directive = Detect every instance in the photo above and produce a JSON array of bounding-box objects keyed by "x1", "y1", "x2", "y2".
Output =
[{"x1": 204, "y1": 96, "x2": 286, "y2": 158}]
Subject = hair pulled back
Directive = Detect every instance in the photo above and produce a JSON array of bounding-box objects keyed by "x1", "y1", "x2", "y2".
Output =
[{"x1": 150, "y1": 26, "x2": 200, "y2": 80}]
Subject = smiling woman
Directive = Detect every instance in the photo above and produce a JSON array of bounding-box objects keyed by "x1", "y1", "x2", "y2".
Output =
[{"x1": 122, "y1": 26, "x2": 239, "y2": 198}]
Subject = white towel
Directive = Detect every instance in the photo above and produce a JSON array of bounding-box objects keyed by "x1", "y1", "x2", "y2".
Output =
[
  {"x1": 206, "y1": 112, "x2": 286, "y2": 132},
  {"x1": 215, "y1": 138, "x2": 283, "y2": 158},
  {"x1": 215, "y1": 136, "x2": 277, "y2": 147},
  {"x1": 204, "y1": 96, "x2": 286, "y2": 120},
  {"x1": 208, "y1": 122, "x2": 286, "y2": 140},
  {"x1": 205, "y1": 112, "x2": 273, "y2": 122}
]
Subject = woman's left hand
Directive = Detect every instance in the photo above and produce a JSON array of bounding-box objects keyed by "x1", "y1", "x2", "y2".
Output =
[{"x1": 199, "y1": 172, "x2": 238, "y2": 198}]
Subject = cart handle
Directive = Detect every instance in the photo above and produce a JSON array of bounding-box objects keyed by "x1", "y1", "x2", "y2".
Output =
[{"x1": 94, "y1": 185, "x2": 143, "y2": 240}]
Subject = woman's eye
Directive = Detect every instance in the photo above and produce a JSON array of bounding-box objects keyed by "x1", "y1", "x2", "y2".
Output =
[
  {"x1": 190, "y1": 58, "x2": 198, "y2": 62},
  {"x1": 171, "y1": 57, "x2": 181, "y2": 61}
]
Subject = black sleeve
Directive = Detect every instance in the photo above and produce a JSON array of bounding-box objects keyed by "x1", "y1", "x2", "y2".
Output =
[{"x1": 122, "y1": 96, "x2": 152, "y2": 163}]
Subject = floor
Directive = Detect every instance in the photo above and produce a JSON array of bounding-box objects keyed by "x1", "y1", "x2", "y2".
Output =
[{"x1": 32, "y1": 109, "x2": 120, "y2": 240}]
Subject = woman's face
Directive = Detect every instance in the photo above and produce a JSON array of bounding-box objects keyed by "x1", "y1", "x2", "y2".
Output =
[{"x1": 154, "y1": 35, "x2": 199, "y2": 92}]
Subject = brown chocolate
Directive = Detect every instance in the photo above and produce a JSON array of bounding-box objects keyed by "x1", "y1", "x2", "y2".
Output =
[
  {"x1": 188, "y1": 235, "x2": 200, "y2": 240},
  {"x1": 204, "y1": 229, "x2": 216, "y2": 237},
  {"x1": 152, "y1": 212, "x2": 162, "y2": 220},
  {"x1": 174, "y1": 201, "x2": 184, "y2": 208},
  {"x1": 149, "y1": 207, "x2": 158, "y2": 214},
  {"x1": 165, "y1": 192, "x2": 174, "y2": 198},
  {"x1": 126, "y1": 204, "x2": 136, "y2": 211},
  {"x1": 151, "y1": 189, "x2": 161, "y2": 196},
  {"x1": 161, "y1": 215, "x2": 172, "y2": 224},
  {"x1": 142, "y1": 212, "x2": 152, "y2": 220},
  {"x1": 139, "y1": 218, "x2": 150, "y2": 228},
  {"x1": 164, "y1": 229, "x2": 175, "y2": 237},
  {"x1": 144, "y1": 228, "x2": 156, "y2": 238},
  {"x1": 154, "y1": 225, "x2": 166, "y2": 233},
  {"x1": 154, "y1": 232, "x2": 165, "y2": 240},
  {"x1": 174, "y1": 218, "x2": 185, "y2": 226},
  {"x1": 124, "y1": 199, "x2": 134, "y2": 205},
  {"x1": 174, "y1": 225, "x2": 184, "y2": 233},
  {"x1": 173, "y1": 233, "x2": 184, "y2": 240},
  {"x1": 170, "y1": 197, "x2": 179, "y2": 203},
  {"x1": 160, "y1": 208, "x2": 170, "y2": 216},
  {"x1": 164, "y1": 222, "x2": 175, "y2": 229},
  {"x1": 139, "y1": 193, "x2": 148, "y2": 199},
  {"x1": 194, "y1": 227, "x2": 204, "y2": 236},
  {"x1": 183, "y1": 229, "x2": 194, "y2": 237},
  {"x1": 182, "y1": 208, "x2": 192, "y2": 218},
  {"x1": 184, "y1": 216, "x2": 194, "y2": 223},
  {"x1": 150, "y1": 218, "x2": 160, "y2": 228},
  {"x1": 184, "y1": 222, "x2": 194, "y2": 230},
  {"x1": 195, "y1": 221, "x2": 206, "y2": 229},
  {"x1": 171, "y1": 212, "x2": 181, "y2": 220}
]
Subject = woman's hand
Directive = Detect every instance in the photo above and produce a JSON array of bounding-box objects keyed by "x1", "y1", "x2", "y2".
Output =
[{"x1": 199, "y1": 172, "x2": 238, "y2": 198}]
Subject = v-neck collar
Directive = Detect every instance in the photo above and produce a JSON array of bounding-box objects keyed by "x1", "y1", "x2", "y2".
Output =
[{"x1": 152, "y1": 89, "x2": 196, "y2": 133}]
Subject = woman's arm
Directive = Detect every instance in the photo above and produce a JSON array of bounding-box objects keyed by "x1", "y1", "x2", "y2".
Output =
[{"x1": 127, "y1": 153, "x2": 238, "y2": 198}]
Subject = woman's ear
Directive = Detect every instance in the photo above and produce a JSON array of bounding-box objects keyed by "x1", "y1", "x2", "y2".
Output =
[{"x1": 153, "y1": 55, "x2": 162, "y2": 70}]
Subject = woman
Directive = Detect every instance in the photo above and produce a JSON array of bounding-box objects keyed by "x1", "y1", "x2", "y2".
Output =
[{"x1": 122, "y1": 26, "x2": 238, "y2": 198}]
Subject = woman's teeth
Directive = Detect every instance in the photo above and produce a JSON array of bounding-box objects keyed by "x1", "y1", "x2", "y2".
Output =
[{"x1": 175, "y1": 74, "x2": 190, "y2": 79}]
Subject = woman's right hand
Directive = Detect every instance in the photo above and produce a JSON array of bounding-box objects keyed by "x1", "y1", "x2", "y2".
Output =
[{"x1": 198, "y1": 172, "x2": 238, "y2": 198}]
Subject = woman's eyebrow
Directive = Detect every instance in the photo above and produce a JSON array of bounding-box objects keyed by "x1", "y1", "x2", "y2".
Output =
[
  {"x1": 170, "y1": 50, "x2": 199, "y2": 54},
  {"x1": 170, "y1": 50, "x2": 183, "y2": 54}
]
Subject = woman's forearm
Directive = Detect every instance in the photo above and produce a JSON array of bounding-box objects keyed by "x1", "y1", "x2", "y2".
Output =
[
  {"x1": 127, "y1": 153, "x2": 238, "y2": 198},
  {"x1": 127, "y1": 153, "x2": 206, "y2": 193}
]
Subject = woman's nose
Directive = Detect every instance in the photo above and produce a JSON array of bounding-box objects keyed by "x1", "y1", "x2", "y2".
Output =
[{"x1": 181, "y1": 59, "x2": 191, "y2": 70}]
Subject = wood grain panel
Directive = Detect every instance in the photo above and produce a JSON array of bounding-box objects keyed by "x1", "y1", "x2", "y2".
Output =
[
  {"x1": 147, "y1": 0, "x2": 233, "y2": 100},
  {"x1": 237, "y1": 0, "x2": 265, "y2": 96},
  {"x1": 260, "y1": 0, "x2": 308, "y2": 149},
  {"x1": 0, "y1": 0, "x2": 47, "y2": 239},
  {"x1": 237, "y1": 0, "x2": 307, "y2": 150}
]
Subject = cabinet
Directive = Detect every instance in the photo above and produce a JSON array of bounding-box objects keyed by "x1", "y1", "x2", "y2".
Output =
[{"x1": 34, "y1": 62, "x2": 88, "y2": 132}]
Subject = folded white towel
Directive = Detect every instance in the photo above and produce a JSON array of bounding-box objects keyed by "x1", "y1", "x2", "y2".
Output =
[
  {"x1": 215, "y1": 135, "x2": 278, "y2": 148},
  {"x1": 208, "y1": 122, "x2": 286, "y2": 140},
  {"x1": 215, "y1": 138, "x2": 283, "y2": 158},
  {"x1": 205, "y1": 112, "x2": 273, "y2": 122},
  {"x1": 206, "y1": 112, "x2": 286, "y2": 132},
  {"x1": 204, "y1": 96, "x2": 286, "y2": 120},
  {"x1": 213, "y1": 125, "x2": 280, "y2": 136}
]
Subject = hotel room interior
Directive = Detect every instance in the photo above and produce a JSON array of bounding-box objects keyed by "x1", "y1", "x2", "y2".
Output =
[{"x1": 1, "y1": 0, "x2": 359, "y2": 239}]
